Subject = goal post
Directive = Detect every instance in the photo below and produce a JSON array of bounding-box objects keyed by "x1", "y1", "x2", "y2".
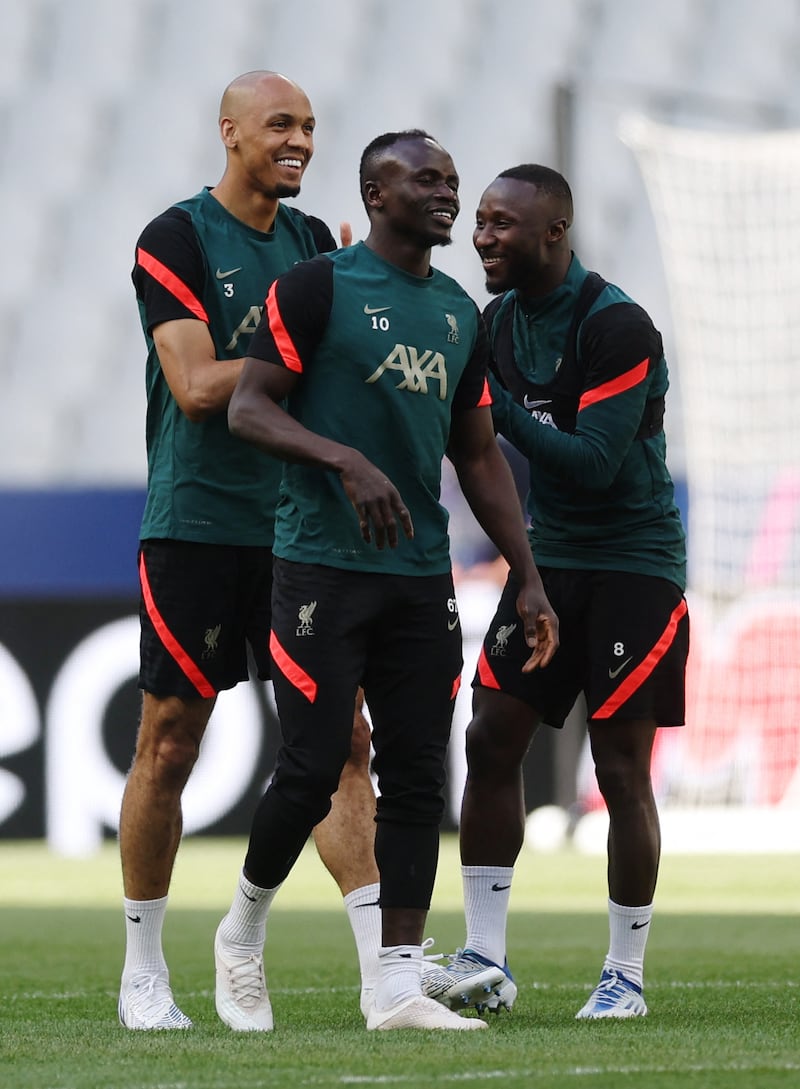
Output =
[
  {"x1": 619, "y1": 114, "x2": 800, "y2": 604},
  {"x1": 571, "y1": 115, "x2": 800, "y2": 843}
]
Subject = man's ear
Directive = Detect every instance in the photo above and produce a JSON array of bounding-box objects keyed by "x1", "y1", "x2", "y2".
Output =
[
  {"x1": 547, "y1": 218, "x2": 568, "y2": 243},
  {"x1": 363, "y1": 179, "x2": 383, "y2": 211},
  {"x1": 219, "y1": 117, "x2": 238, "y2": 149}
]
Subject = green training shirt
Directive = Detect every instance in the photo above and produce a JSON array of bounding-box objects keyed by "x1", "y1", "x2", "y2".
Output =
[
  {"x1": 133, "y1": 189, "x2": 335, "y2": 545},
  {"x1": 247, "y1": 242, "x2": 491, "y2": 575},
  {"x1": 488, "y1": 254, "x2": 687, "y2": 588}
]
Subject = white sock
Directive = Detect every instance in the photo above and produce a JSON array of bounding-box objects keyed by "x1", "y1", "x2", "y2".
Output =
[
  {"x1": 462, "y1": 865, "x2": 513, "y2": 966},
  {"x1": 604, "y1": 898, "x2": 653, "y2": 989},
  {"x1": 217, "y1": 870, "x2": 281, "y2": 955},
  {"x1": 372, "y1": 945, "x2": 423, "y2": 1010},
  {"x1": 122, "y1": 895, "x2": 168, "y2": 979},
  {"x1": 343, "y1": 882, "x2": 381, "y2": 997}
]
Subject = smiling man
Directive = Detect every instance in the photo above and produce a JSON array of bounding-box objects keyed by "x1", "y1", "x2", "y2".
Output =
[
  {"x1": 120, "y1": 71, "x2": 382, "y2": 1032},
  {"x1": 422, "y1": 164, "x2": 688, "y2": 1022},
  {"x1": 213, "y1": 131, "x2": 558, "y2": 1033}
]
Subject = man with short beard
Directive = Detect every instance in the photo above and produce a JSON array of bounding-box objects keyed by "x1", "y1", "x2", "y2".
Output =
[
  {"x1": 423, "y1": 164, "x2": 688, "y2": 1021},
  {"x1": 120, "y1": 71, "x2": 380, "y2": 1031},
  {"x1": 214, "y1": 132, "x2": 558, "y2": 1032}
]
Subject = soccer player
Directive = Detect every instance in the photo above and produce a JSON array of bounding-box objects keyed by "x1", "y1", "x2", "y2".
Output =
[
  {"x1": 422, "y1": 165, "x2": 688, "y2": 1019},
  {"x1": 213, "y1": 131, "x2": 559, "y2": 1032},
  {"x1": 119, "y1": 71, "x2": 382, "y2": 1030}
]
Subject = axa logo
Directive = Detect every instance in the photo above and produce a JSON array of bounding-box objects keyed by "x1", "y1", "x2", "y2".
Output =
[
  {"x1": 366, "y1": 344, "x2": 448, "y2": 399},
  {"x1": 225, "y1": 304, "x2": 264, "y2": 351},
  {"x1": 530, "y1": 408, "x2": 558, "y2": 430}
]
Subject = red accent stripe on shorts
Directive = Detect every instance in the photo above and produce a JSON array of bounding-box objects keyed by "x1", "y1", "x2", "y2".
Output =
[
  {"x1": 138, "y1": 551, "x2": 216, "y2": 698},
  {"x1": 450, "y1": 674, "x2": 462, "y2": 700},
  {"x1": 265, "y1": 281, "x2": 303, "y2": 373},
  {"x1": 475, "y1": 647, "x2": 501, "y2": 690},
  {"x1": 136, "y1": 247, "x2": 208, "y2": 322},
  {"x1": 269, "y1": 631, "x2": 318, "y2": 702},
  {"x1": 592, "y1": 597, "x2": 689, "y2": 720},
  {"x1": 578, "y1": 357, "x2": 649, "y2": 412},
  {"x1": 477, "y1": 377, "x2": 492, "y2": 407}
]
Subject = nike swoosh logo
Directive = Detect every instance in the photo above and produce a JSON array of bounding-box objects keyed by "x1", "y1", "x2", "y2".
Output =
[
  {"x1": 216, "y1": 266, "x2": 242, "y2": 279},
  {"x1": 354, "y1": 899, "x2": 381, "y2": 908},
  {"x1": 523, "y1": 396, "x2": 551, "y2": 410},
  {"x1": 126, "y1": 914, "x2": 141, "y2": 923},
  {"x1": 240, "y1": 885, "x2": 257, "y2": 902},
  {"x1": 631, "y1": 920, "x2": 650, "y2": 930},
  {"x1": 608, "y1": 656, "x2": 633, "y2": 679},
  {"x1": 447, "y1": 618, "x2": 459, "y2": 631},
  {"x1": 364, "y1": 304, "x2": 392, "y2": 315},
  {"x1": 491, "y1": 883, "x2": 511, "y2": 892}
]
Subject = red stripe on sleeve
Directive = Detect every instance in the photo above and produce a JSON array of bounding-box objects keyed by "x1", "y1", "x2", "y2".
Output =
[
  {"x1": 269, "y1": 631, "x2": 318, "y2": 702},
  {"x1": 450, "y1": 674, "x2": 462, "y2": 701},
  {"x1": 475, "y1": 647, "x2": 501, "y2": 690},
  {"x1": 477, "y1": 377, "x2": 492, "y2": 407},
  {"x1": 136, "y1": 247, "x2": 208, "y2": 323},
  {"x1": 578, "y1": 357, "x2": 650, "y2": 412},
  {"x1": 138, "y1": 551, "x2": 216, "y2": 698},
  {"x1": 592, "y1": 597, "x2": 688, "y2": 720},
  {"x1": 265, "y1": 281, "x2": 303, "y2": 373}
]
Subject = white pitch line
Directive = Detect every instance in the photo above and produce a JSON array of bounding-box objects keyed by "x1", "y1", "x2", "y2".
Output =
[
  {"x1": 332, "y1": 1062, "x2": 800, "y2": 1085},
  {"x1": 5, "y1": 979, "x2": 797, "y2": 1003}
]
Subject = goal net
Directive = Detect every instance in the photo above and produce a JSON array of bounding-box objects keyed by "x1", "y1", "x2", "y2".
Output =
[{"x1": 593, "y1": 116, "x2": 800, "y2": 836}]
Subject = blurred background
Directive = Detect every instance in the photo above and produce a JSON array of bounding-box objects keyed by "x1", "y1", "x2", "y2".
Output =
[{"x1": 1, "y1": 0, "x2": 798, "y2": 854}]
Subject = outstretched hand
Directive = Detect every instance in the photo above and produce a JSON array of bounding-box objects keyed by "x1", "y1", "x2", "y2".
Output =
[
  {"x1": 515, "y1": 581, "x2": 559, "y2": 671},
  {"x1": 339, "y1": 452, "x2": 414, "y2": 549},
  {"x1": 339, "y1": 221, "x2": 353, "y2": 247}
]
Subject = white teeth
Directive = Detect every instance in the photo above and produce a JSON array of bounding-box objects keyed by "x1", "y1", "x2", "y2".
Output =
[
  {"x1": 432, "y1": 210, "x2": 453, "y2": 220},
  {"x1": 277, "y1": 158, "x2": 302, "y2": 168}
]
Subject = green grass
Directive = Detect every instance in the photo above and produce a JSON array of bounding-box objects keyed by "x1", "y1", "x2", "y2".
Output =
[{"x1": 1, "y1": 837, "x2": 798, "y2": 1088}]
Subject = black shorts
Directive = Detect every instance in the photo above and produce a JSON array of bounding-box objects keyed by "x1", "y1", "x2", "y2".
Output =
[
  {"x1": 473, "y1": 567, "x2": 689, "y2": 727},
  {"x1": 269, "y1": 557, "x2": 463, "y2": 822},
  {"x1": 138, "y1": 539, "x2": 273, "y2": 699}
]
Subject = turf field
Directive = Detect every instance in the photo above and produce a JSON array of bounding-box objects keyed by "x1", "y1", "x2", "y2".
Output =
[{"x1": 2, "y1": 836, "x2": 798, "y2": 1089}]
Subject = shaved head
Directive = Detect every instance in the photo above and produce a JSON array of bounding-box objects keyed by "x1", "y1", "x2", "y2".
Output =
[
  {"x1": 359, "y1": 129, "x2": 441, "y2": 204},
  {"x1": 213, "y1": 70, "x2": 316, "y2": 208},
  {"x1": 219, "y1": 70, "x2": 306, "y2": 123}
]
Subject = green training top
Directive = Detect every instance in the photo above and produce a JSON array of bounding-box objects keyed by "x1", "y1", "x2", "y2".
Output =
[
  {"x1": 247, "y1": 242, "x2": 491, "y2": 575},
  {"x1": 488, "y1": 254, "x2": 687, "y2": 589},
  {"x1": 132, "y1": 189, "x2": 335, "y2": 545}
]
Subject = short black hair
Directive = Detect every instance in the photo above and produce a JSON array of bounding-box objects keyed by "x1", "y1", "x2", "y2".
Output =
[
  {"x1": 498, "y1": 164, "x2": 573, "y2": 223},
  {"x1": 359, "y1": 129, "x2": 438, "y2": 203}
]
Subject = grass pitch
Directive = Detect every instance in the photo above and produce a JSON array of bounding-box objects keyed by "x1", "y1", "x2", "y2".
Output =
[{"x1": 1, "y1": 837, "x2": 798, "y2": 1089}]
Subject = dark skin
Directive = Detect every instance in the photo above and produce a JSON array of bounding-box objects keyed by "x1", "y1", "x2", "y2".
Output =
[
  {"x1": 460, "y1": 176, "x2": 661, "y2": 906},
  {"x1": 229, "y1": 138, "x2": 559, "y2": 944}
]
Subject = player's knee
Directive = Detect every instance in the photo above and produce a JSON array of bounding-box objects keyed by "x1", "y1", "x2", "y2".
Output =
[
  {"x1": 594, "y1": 756, "x2": 652, "y2": 810},
  {"x1": 151, "y1": 731, "x2": 202, "y2": 787},
  {"x1": 373, "y1": 755, "x2": 446, "y2": 824},
  {"x1": 276, "y1": 742, "x2": 350, "y2": 813},
  {"x1": 136, "y1": 702, "x2": 205, "y2": 781},
  {"x1": 465, "y1": 711, "x2": 527, "y2": 779}
]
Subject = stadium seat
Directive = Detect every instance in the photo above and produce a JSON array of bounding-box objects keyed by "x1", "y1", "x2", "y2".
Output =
[{"x1": 3, "y1": 0, "x2": 800, "y2": 483}]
